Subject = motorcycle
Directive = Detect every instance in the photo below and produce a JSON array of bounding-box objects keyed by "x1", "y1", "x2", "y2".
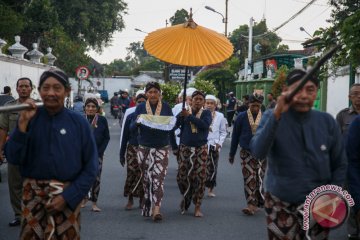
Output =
[{"x1": 112, "y1": 105, "x2": 120, "y2": 119}]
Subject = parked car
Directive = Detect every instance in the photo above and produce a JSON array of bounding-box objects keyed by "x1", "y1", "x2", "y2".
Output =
[{"x1": 98, "y1": 90, "x2": 109, "y2": 103}]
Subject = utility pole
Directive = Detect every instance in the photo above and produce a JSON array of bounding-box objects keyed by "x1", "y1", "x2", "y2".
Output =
[
  {"x1": 245, "y1": 17, "x2": 254, "y2": 80},
  {"x1": 225, "y1": 0, "x2": 228, "y2": 37}
]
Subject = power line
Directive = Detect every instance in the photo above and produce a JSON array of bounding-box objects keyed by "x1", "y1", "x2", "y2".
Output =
[{"x1": 241, "y1": 0, "x2": 318, "y2": 39}]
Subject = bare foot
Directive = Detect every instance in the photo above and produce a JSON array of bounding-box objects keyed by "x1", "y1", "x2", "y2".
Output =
[
  {"x1": 81, "y1": 199, "x2": 88, "y2": 208},
  {"x1": 152, "y1": 206, "x2": 162, "y2": 222},
  {"x1": 208, "y1": 189, "x2": 216, "y2": 197},
  {"x1": 91, "y1": 204, "x2": 101, "y2": 212},
  {"x1": 194, "y1": 205, "x2": 203, "y2": 217},
  {"x1": 242, "y1": 204, "x2": 258, "y2": 215},
  {"x1": 125, "y1": 196, "x2": 134, "y2": 210}
]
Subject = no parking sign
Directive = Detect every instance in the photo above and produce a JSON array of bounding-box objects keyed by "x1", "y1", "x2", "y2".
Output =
[{"x1": 75, "y1": 66, "x2": 90, "y2": 80}]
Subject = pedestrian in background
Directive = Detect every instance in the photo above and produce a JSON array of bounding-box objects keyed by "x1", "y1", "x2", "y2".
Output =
[
  {"x1": 223, "y1": 92, "x2": 237, "y2": 127},
  {"x1": 336, "y1": 83, "x2": 360, "y2": 240},
  {"x1": 204, "y1": 95, "x2": 227, "y2": 198},
  {"x1": 0, "y1": 78, "x2": 33, "y2": 227},
  {"x1": 250, "y1": 69, "x2": 347, "y2": 239},
  {"x1": 82, "y1": 97, "x2": 110, "y2": 212},
  {"x1": 72, "y1": 95, "x2": 85, "y2": 116},
  {"x1": 0, "y1": 86, "x2": 15, "y2": 106},
  {"x1": 347, "y1": 115, "x2": 360, "y2": 240},
  {"x1": 2, "y1": 86, "x2": 12, "y2": 96},
  {"x1": 229, "y1": 94, "x2": 265, "y2": 216},
  {"x1": 266, "y1": 92, "x2": 276, "y2": 109},
  {"x1": 119, "y1": 93, "x2": 147, "y2": 210},
  {"x1": 5, "y1": 69, "x2": 98, "y2": 239}
]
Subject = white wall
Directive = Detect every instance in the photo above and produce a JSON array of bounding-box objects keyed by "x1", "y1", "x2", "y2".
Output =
[
  {"x1": 0, "y1": 55, "x2": 50, "y2": 99},
  {"x1": 69, "y1": 77, "x2": 133, "y2": 96},
  {"x1": 326, "y1": 73, "x2": 350, "y2": 117}
]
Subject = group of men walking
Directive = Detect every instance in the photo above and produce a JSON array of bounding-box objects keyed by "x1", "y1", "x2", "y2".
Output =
[
  {"x1": 1, "y1": 67, "x2": 360, "y2": 240},
  {"x1": 119, "y1": 82, "x2": 227, "y2": 219}
]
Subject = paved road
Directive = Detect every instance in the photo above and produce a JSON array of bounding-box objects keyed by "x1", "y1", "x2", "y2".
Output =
[{"x1": 0, "y1": 111, "x2": 348, "y2": 239}]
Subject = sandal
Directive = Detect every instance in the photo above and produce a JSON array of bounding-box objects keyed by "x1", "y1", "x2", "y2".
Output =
[
  {"x1": 153, "y1": 213, "x2": 163, "y2": 222},
  {"x1": 242, "y1": 207, "x2": 255, "y2": 216},
  {"x1": 91, "y1": 206, "x2": 101, "y2": 212}
]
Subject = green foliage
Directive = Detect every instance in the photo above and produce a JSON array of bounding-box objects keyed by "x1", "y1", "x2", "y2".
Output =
[
  {"x1": 228, "y1": 20, "x2": 285, "y2": 66},
  {"x1": 225, "y1": 56, "x2": 240, "y2": 75},
  {"x1": 169, "y1": 9, "x2": 189, "y2": 25},
  {"x1": 271, "y1": 65, "x2": 289, "y2": 98},
  {"x1": 195, "y1": 68, "x2": 236, "y2": 103},
  {"x1": 314, "y1": 1, "x2": 360, "y2": 68},
  {"x1": 340, "y1": 10, "x2": 360, "y2": 67},
  {"x1": 160, "y1": 82, "x2": 182, "y2": 107},
  {"x1": 0, "y1": 0, "x2": 127, "y2": 75},
  {"x1": 277, "y1": 44, "x2": 289, "y2": 52},
  {"x1": 104, "y1": 59, "x2": 131, "y2": 76},
  {"x1": 0, "y1": 3, "x2": 24, "y2": 41},
  {"x1": 189, "y1": 79, "x2": 218, "y2": 96},
  {"x1": 41, "y1": 27, "x2": 90, "y2": 74},
  {"x1": 51, "y1": 0, "x2": 127, "y2": 51},
  {"x1": 126, "y1": 41, "x2": 148, "y2": 66}
]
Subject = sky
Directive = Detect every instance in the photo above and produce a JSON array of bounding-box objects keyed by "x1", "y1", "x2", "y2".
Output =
[{"x1": 88, "y1": 0, "x2": 332, "y2": 64}]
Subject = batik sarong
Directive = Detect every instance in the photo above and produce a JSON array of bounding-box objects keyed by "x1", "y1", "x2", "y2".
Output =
[
  {"x1": 265, "y1": 192, "x2": 329, "y2": 240},
  {"x1": 89, "y1": 157, "x2": 103, "y2": 203},
  {"x1": 124, "y1": 144, "x2": 143, "y2": 198},
  {"x1": 205, "y1": 145, "x2": 219, "y2": 189},
  {"x1": 240, "y1": 149, "x2": 266, "y2": 207},
  {"x1": 21, "y1": 178, "x2": 80, "y2": 240},
  {"x1": 177, "y1": 144, "x2": 208, "y2": 211},
  {"x1": 137, "y1": 145, "x2": 169, "y2": 217}
]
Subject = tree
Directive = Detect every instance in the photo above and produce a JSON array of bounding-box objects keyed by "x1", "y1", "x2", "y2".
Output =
[
  {"x1": 314, "y1": 1, "x2": 360, "y2": 68},
  {"x1": 225, "y1": 56, "x2": 240, "y2": 75},
  {"x1": 126, "y1": 41, "x2": 148, "y2": 67},
  {"x1": 271, "y1": 65, "x2": 289, "y2": 98},
  {"x1": 228, "y1": 20, "x2": 285, "y2": 66},
  {"x1": 160, "y1": 82, "x2": 182, "y2": 107},
  {"x1": 0, "y1": 3, "x2": 24, "y2": 41},
  {"x1": 169, "y1": 9, "x2": 189, "y2": 25},
  {"x1": 105, "y1": 59, "x2": 131, "y2": 76},
  {"x1": 0, "y1": 0, "x2": 128, "y2": 75},
  {"x1": 189, "y1": 79, "x2": 218, "y2": 96},
  {"x1": 51, "y1": 0, "x2": 127, "y2": 51},
  {"x1": 195, "y1": 68, "x2": 236, "y2": 103},
  {"x1": 41, "y1": 27, "x2": 90, "y2": 74}
]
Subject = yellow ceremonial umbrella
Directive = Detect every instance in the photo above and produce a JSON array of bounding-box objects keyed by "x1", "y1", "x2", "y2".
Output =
[{"x1": 143, "y1": 9, "x2": 234, "y2": 107}]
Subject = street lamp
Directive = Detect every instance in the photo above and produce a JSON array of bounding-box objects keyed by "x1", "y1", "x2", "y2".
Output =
[
  {"x1": 204, "y1": 1, "x2": 228, "y2": 36},
  {"x1": 300, "y1": 27, "x2": 312, "y2": 38}
]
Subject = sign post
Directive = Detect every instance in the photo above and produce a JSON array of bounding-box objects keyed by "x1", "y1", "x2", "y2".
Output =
[{"x1": 75, "y1": 66, "x2": 90, "y2": 96}]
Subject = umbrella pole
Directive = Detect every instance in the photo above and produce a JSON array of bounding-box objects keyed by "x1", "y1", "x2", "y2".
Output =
[{"x1": 182, "y1": 66, "x2": 189, "y2": 109}]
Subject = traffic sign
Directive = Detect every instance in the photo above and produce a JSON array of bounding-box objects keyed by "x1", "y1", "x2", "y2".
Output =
[{"x1": 75, "y1": 66, "x2": 90, "y2": 80}]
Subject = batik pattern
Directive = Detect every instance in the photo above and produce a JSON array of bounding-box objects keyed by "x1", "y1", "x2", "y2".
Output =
[
  {"x1": 177, "y1": 144, "x2": 208, "y2": 211},
  {"x1": 124, "y1": 144, "x2": 143, "y2": 198},
  {"x1": 265, "y1": 192, "x2": 329, "y2": 240},
  {"x1": 205, "y1": 145, "x2": 219, "y2": 189},
  {"x1": 240, "y1": 149, "x2": 266, "y2": 207},
  {"x1": 137, "y1": 145, "x2": 169, "y2": 217},
  {"x1": 89, "y1": 157, "x2": 103, "y2": 203},
  {"x1": 21, "y1": 179, "x2": 81, "y2": 240}
]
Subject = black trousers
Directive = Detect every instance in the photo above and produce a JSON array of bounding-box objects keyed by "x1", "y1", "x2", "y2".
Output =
[{"x1": 226, "y1": 111, "x2": 235, "y2": 127}]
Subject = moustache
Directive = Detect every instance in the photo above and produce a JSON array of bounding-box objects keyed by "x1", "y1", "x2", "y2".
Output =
[{"x1": 43, "y1": 97, "x2": 58, "y2": 101}]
